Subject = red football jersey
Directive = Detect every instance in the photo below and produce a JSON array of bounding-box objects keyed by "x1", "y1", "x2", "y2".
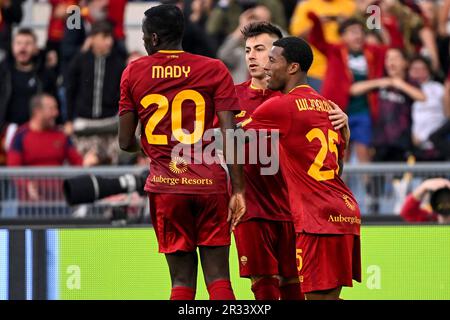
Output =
[
  {"x1": 244, "y1": 85, "x2": 361, "y2": 235},
  {"x1": 235, "y1": 80, "x2": 291, "y2": 222},
  {"x1": 119, "y1": 50, "x2": 241, "y2": 194}
]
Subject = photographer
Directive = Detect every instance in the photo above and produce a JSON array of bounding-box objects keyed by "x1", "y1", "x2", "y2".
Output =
[{"x1": 400, "y1": 178, "x2": 450, "y2": 223}]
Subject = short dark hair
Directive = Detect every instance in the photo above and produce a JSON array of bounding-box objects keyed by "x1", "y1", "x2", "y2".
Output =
[
  {"x1": 410, "y1": 55, "x2": 432, "y2": 74},
  {"x1": 272, "y1": 37, "x2": 313, "y2": 73},
  {"x1": 143, "y1": 4, "x2": 184, "y2": 45},
  {"x1": 241, "y1": 22, "x2": 283, "y2": 40},
  {"x1": 29, "y1": 93, "x2": 54, "y2": 115},
  {"x1": 15, "y1": 28, "x2": 37, "y2": 42},
  {"x1": 431, "y1": 187, "x2": 450, "y2": 216},
  {"x1": 90, "y1": 20, "x2": 114, "y2": 37},
  {"x1": 338, "y1": 18, "x2": 365, "y2": 35},
  {"x1": 387, "y1": 47, "x2": 410, "y2": 61}
]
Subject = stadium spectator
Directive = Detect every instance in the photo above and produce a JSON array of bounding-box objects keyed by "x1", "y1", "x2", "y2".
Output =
[
  {"x1": 0, "y1": 28, "x2": 58, "y2": 135},
  {"x1": 162, "y1": 0, "x2": 217, "y2": 57},
  {"x1": 379, "y1": 0, "x2": 440, "y2": 73},
  {"x1": 107, "y1": 0, "x2": 127, "y2": 54},
  {"x1": 0, "y1": 0, "x2": 25, "y2": 62},
  {"x1": 289, "y1": 0, "x2": 356, "y2": 92},
  {"x1": 400, "y1": 178, "x2": 450, "y2": 223},
  {"x1": 6, "y1": 93, "x2": 82, "y2": 215},
  {"x1": 408, "y1": 56, "x2": 447, "y2": 160},
  {"x1": 429, "y1": 72, "x2": 450, "y2": 160},
  {"x1": 217, "y1": 5, "x2": 274, "y2": 83},
  {"x1": 7, "y1": 93, "x2": 82, "y2": 167},
  {"x1": 350, "y1": 48, "x2": 426, "y2": 162},
  {"x1": 206, "y1": 0, "x2": 286, "y2": 46},
  {"x1": 65, "y1": 20, "x2": 125, "y2": 164},
  {"x1": 190, "y1": 0, "x2": 214, "y2": 30},
  {"x1": 60, "y1": 0, "x2": 109, "y2": 73},
  {"x1": 307, "y1": 14, "x2": 387, "y2": 163},
  {"x1": 437, "y1": 0, "x2": 450, "y2": 75},
  {"x1": 46, "y1": 0, "x2": 78, "y2": 66}
]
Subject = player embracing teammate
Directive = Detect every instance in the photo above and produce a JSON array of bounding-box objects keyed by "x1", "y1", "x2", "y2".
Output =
[
  {"x1": 119, "y1": 3, "x2": 361, "y2": 300},
  {"x1": 243, "y1": 37, "x2": 361, "y2": 300}
]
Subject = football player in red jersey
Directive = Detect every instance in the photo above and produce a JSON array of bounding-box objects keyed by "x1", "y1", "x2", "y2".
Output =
[
  {"x1": 235, "y1": 23, "x2": 350, "y2": 300},
  {"x1": 243, "y1": 37, "x2": 360, "y2": 300},
  {"x1": 118, "y1": 4, "x2": 245, "y2": 300},
  {"x1": 233, "y1": 22, "x2": 300, "y2": 300}
]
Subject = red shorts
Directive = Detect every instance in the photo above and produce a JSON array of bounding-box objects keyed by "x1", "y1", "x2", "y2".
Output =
[
  {"x1": 296, "y1": 233, "x2": 361, "y2": 293},
  {"x1": 234, "y1": 219, "x2": 298, "y2": 278},
  {"x1": 149, "y1": 193, "x2": 231, "y2": 253}
]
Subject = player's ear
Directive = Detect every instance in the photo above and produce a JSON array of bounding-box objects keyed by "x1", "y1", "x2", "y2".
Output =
[
  {"x1": 151, "y1": 33, "x2": 159, "y2": 47},
  {"x1": 288, "y1": 62, "x2": 300, "y2": 75}
]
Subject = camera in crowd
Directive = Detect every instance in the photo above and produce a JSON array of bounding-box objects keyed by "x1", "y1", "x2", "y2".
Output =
[
  {"x1": 430, "y1": 187, "x2": 450, "y2": 216},
  {"x1": 63, "y1": 170, "x2": 148, "y2": 206}
]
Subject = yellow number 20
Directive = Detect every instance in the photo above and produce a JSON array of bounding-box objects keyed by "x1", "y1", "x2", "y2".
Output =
[
  {"x1": 140, "y1": 89, "x2": 206, "y2": 145},
  {"x1": 306, "y1": 128, "x2": 340, "y2": 181}
]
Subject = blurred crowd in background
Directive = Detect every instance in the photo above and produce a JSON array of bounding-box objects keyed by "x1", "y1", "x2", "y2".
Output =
[{"x1": 0, "y1": 0, "x2": 449, "y2": 170}]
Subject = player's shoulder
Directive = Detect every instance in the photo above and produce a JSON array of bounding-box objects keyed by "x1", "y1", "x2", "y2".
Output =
[
  {"x1": 187, "y1": 53, "x2": 228, "y2": 69},
  {"x1": 234, "y1": 80, "x2": 252, "y2": 93},
  {"x1": 290, "y1": 85, "x2": 324, "y2": 99},
  {"x1": 126, "y1": 55, "x2": 152, "y2": 69},
  {"x1": 259, "y1": 94, "x2": 285, "y2": 110}
]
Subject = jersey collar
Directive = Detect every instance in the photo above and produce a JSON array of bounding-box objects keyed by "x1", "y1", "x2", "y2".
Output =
[
  {"x1": 288, "y1": 84, "x2": 311, "y2": 94},
  {"x1": 157, "y1": 50, "x2": 185, "y2": 54}
]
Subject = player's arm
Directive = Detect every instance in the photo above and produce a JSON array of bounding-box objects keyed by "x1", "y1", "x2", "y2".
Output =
[
  {"x1": 119, "y1": 112, "x2": 140, "y2": 152},
  {"x1": 327, "y1": 101, "x2": 349, "y2": 176},
  {"x1": 213, "y1": 61, "x2": 247, "y2": 231},
  {"x1": 118, "y1": 65, "x2": 141, "y2": 153},
  {"x1": 217, "y1": 110, "x2": 246, "y2": 231},
  {"x1": 328, "y1": 100, "x2": 350, "y2": 148}
]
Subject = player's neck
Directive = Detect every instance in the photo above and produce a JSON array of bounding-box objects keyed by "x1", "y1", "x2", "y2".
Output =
[
  {"x1": 250, "y1": 78, "x2": 267, "y2": 90},
  {"x1": 155, "y1": 42, "x2": 183, "y2": 52},
  {"x1": 283, "y1": 76, "x2": 308, "y2": 94},
  {"x1": 29, "y1": 118, "x2": 44, "y2": 132}
]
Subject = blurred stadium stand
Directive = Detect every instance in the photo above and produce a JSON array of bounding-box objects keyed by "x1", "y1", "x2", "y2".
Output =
[
  {"x1": 0, "y1": 166, "x2": 148, "y2": 225},
  {"x1": 19, "y1": 0, "x2": 157, "y2": 53},
  {"x1": 1, "y1": 163, "x2": 449, "y2": 225}
]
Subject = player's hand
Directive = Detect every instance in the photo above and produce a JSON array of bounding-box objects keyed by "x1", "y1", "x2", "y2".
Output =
[
  {"x1": 227, "y1": 192, "x2": 246, "y2": 232},
  {"x1": 328, "y1": 100, "x2": 348, "y2": 130}
]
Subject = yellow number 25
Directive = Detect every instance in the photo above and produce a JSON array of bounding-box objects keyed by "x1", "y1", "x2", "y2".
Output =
[{"x1": 306, "y1": 128, "x2": 340, "y2": 181}]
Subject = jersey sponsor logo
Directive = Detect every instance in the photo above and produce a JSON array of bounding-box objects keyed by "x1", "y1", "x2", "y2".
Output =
[
  {"x1": 342, "y1": 194, "x2": 356, "y2": 211},
  {"x1": 327, "y1": 214, "x2": 361, "y2": 225},
  {"x1": 169, "y1": 156, "x2": 188, "y2": 174},
  {"x1": 151, "y1": 65, "x2": 191, "y2": 79},
  {"x1": 150, "y1": 175, "x2": 214, "y2": 186},
  {"x1": 240, "y1": 256, "x2": 248, "y2": 266},
  {"x1": 295, "y1": 98, "x2": 333, "y2": 113}
]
